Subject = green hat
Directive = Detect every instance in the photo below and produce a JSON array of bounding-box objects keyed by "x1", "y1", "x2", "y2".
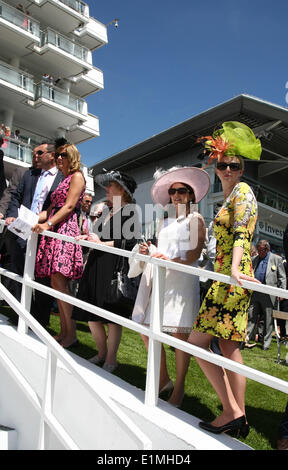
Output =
[
  {"x1": 198, "y1": 121, "x2": 262, "y2": 164},
  {"x1": 216, "y1": 121, "x2": 262, "y2": 160}
]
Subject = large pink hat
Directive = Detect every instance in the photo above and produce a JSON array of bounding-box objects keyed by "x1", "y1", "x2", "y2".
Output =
[{"x1": 151, "y1": 166, "x2": 210, "y2": 206}]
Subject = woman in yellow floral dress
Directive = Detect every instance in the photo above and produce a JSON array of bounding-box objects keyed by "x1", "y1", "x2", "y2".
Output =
[{"x1": 188, "y1": 121, "x2": 262, "y2": 438}]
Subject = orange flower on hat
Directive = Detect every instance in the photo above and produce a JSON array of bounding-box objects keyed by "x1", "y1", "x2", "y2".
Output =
[{"x1": 197, "y1": 135, "x2": 231, "y2": 165}]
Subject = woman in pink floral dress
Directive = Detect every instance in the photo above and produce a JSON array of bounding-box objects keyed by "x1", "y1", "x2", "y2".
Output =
[{"x1": 33, "y1": 143, "x2": 86, "y2": 347}]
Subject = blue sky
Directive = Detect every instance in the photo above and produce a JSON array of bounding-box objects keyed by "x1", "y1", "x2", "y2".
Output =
[{"x1": 79, "y1": 0, "x2": 288, "y2": 168}]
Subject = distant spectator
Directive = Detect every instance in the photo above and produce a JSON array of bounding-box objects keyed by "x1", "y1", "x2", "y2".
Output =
[
  {"x1": 247, "y1": 240, "x2": 286, "y2": 350},
  {"x1": 250, "y1": 244, "x2": 258, "y2": 259},
  {"x1": 13, "y1": 130, "x2": 21, "y2": 140},
  {"x1": 79, "y1": 193, "x2": 93, "y2": 235},
  {"x1": 0, "y1": 136, "x2": 7, "y2": 199}
]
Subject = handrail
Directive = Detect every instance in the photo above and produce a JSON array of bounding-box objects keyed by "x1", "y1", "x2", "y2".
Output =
[
  {"x1": 0, "y1": 268, "x2": 151, "y2": 449},
  {"x1": 0, "y1": 224, "x2": 151, "y2": 449},
  {"x1": 0, "y1": 221, "x2": 287, "y2": 448}
]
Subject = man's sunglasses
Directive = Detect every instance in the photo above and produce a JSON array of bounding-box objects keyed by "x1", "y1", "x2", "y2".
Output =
[
  {"x1": 55, "y1": 152, "x2": 68, "y2": 159},
  {"x1": 35, "y1": 150, "x2": 46, "y2": 156},
  {"x1": 216, "y1": 162, "x2": 242, "y2": 171},
  {"x1": 168, "y1": 187, "x2": 191, "y2": 195}
]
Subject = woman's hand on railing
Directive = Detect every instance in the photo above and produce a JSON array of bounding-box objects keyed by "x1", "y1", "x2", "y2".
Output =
[
  {"x1": 75, "y1": 232, "x2": 101, "y2": 243},
  {"x1": 32, "y1": 222, "x2": 49, "y2": 233},
  {"x1": 151, "y1": 252, "x2": 169, "y2": 261},
  {"x1": 231, "y1": 266, "x2": 261, "y2": 287}
]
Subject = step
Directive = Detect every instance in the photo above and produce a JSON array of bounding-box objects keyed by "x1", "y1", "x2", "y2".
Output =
[{"x1": 0, "y1": 425, "x2": 17, "y2": 450}]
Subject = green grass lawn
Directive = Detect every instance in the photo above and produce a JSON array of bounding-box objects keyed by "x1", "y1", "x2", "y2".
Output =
[{"x1": 2, "y1": 305, "x2": 288, "y2": 450}]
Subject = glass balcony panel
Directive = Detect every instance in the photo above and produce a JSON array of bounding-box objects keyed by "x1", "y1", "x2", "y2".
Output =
[
  {"x1": 41, "y1": 29, "x2": 89, "y2": 62},
  {"x1": 58, "y1": 0, "x2": 88, "y2": 16},
  {"x1": 0, "y1": 61, "x2": 34, "y2": 93},
  {"x1": 0, "y1": 0, "x2": 40, "y2": 37},
  {"x1": 3, "y1": 138, "x2": 32, "y2": 165},
  {"x1": 212, "y1": 178, "x2": 288, "y2": 213},
  {"x1": 36, "y1": 82, "x2": 85, "y2": 114}
]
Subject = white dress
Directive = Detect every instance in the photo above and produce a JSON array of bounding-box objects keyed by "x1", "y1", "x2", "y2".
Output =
[{"x1": 142, "y1": 214, "x2": 200, "y2": 333}]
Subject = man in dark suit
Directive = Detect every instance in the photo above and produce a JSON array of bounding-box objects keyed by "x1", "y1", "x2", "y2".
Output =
[
  {"x1": 247, "y1": 239, "x2": 286, "y2": 350},
  {"x1": 0, "y1": 166, "x2": 27, "y2": 295},
  {"x1": 5, "y1": 141, "x2": 63, "y2": 326}
]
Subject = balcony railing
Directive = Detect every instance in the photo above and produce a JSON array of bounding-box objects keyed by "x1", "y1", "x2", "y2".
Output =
[
  {"x1": 212, "y1": 177, "x2": 288, "y2": 214},
  {"x1": 40, "y1": 28, "x2": 90, "y2": 63},
  {"x1": 0, "y1": 60, "x2": 34, "y2": 94},
  {"x1": 0, "y1": 0, "x2": 40, "y2": 37},
  {"x1": 2, "y1": 137, "x2": 32, "y2": 165},
  {"x1": 58, "y1": 0, "x2": 88, "y2": 16},
  {"x1": 35, "y1": 81, "x2": 86, "y2": 115}
]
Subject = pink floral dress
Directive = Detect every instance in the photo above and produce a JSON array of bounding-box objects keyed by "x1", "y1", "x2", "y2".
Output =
[{"x1": 35, "y1": 173, "x2": 85, "y2": 280}]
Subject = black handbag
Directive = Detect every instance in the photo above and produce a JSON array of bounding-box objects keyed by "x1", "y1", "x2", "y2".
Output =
[{"x1": 105, "y1": 241, "x2": 140, "y2": 307}]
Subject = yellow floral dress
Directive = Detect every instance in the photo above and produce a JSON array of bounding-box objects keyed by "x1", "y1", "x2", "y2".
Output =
[{"x1": 194, "y1": 182, "x2": 258, "y2": 341}]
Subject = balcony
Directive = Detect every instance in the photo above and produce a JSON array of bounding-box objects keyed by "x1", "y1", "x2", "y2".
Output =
[
  {"x1": 28, "y1": 28, "x2": 92, "y2": 79},
  {"x1": 0, "y1": 60, "x2": 34, "y2": 95},
  {"x1": 70, "y1": 67, "x2": 104, "y2": 97},
  {"x1": 212, "y1": 177, "x2": 288, "y2": 214},
  {"x1": 67, "y1": 113, "x2": 100, "y2": 143},
  {"x1": 73, "y1": 16, "x2": 108, "y2": 50},
  {"x1": 19, "y1": 0, "x2": 90, "y2": 35},
  {"x1": 34, "y1": 81, "x2": 86, "y2": 116},
  {"x1": 58, "y1": 0, "x2": 88, "y2": 17},
  {"x1": 0, "y1": 1, "x2": 40, "y2": 60},
  {"x1": 41, "y1": 29, "x2": 91, "y2": 63},
  {"x1": 3, "y1": 137, "x2": 32, "y2": 169}
]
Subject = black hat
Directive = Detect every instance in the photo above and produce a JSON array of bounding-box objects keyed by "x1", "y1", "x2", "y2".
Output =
[{"x1": 95, "y1": 170, "x2": 137, "y2": 197}]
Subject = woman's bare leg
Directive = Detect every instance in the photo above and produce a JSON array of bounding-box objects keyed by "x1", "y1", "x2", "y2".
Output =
[
  {"x1": 168, "y1": 333, "x2": 190, "y2": 407},
  {"x1": 88, "y1": 321, "x2": 107, "y2": 361},
  {"x1": 219, "y1": 338, "x2": 246, "y2": 416},
  {"x1": 51, "y1": 273, "x2": 76, "y2": 347},
  {"x1": 188, "y1": 330, "x2": 243, "y2": 426},
  {"x1": 105, "y1": 323, "x2": 122, "y2": 366},
  {"x1": 141, "y1": 334, "x2": 170, "y2": 391}
]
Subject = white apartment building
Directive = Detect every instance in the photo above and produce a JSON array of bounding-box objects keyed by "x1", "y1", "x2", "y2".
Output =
[{"x1": 0, "y1": 0, "x2": 107, "y2": 191}]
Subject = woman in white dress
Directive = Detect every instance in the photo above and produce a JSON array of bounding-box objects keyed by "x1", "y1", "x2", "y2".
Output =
[{"x1": 134, "y1": 166, "x2": 210, "y2": 407}]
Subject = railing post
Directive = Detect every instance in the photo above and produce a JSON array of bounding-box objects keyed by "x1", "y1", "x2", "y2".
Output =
[
  {"x1": 18, "y1": 233, "x2": 38, "y2": 335},
  {"x1": 38, "y1": 350, "x2": 57, "y2": 450},
  {"x1": 145, "y1": 264, "x2": 166, "y2": 407}
]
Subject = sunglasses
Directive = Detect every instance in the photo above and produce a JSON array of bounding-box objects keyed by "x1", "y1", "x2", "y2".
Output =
[
  {"x1": 35, "y1": 150, "x2": 46, "y2": 156},
  {"x1": 55, "y1": 152, "x2": 68, "y2": 159},
  {"x1": 216, "y1": 162, "x2": 242, "y2": 171},
  {"x1": 168, "y1": 187, "x2": 191, "y2": 195}
]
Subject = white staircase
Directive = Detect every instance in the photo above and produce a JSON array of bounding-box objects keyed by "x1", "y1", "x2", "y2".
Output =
[
  {"x1": 0, "y1": 425, "x2": 17, "y2": 450},
  {"x1": 0, "y1": 314, "x2": 250, "y2": 450}
]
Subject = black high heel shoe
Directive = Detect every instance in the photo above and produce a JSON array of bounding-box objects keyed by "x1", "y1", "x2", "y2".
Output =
[{"x1": 199, "y1": 415, "x2": 249, "y2": 438}]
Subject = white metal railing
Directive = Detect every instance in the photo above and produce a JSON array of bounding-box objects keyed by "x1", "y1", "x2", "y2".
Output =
[
  {"x1": 0, "y1": 229, "x2": 151, "y2": 450},
  {"x1": 0, "y1": 221, "x2": 287, "y2": 448}
]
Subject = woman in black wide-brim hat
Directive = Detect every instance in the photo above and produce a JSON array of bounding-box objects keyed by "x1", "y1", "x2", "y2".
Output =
[{"x1": 72, "y1": 170, "x2": 139, "y2": 373}]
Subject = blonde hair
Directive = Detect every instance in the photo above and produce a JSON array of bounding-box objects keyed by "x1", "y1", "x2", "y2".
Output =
[{"x1": 57, "y1": 143, "x2": 81, "y2": 174}]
